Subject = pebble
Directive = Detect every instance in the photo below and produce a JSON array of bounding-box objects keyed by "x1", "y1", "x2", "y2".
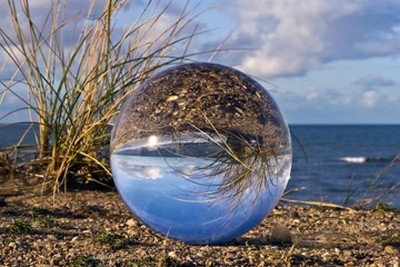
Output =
[
  {"x1": 168, "y1": 251, "x2": 178, "y2": 258},
  {"x1": 384, "y1": 245, "x2": 399, "y2": 255},
  {"x1": 0, "y1": 198, "x2": 7, "y2": 207},
  {"x1": 126, "y1": 218, "x2": 138, "y2": 227},
  {"x1": 270, "y1": 223, "x2": 293, "y2": 244}
]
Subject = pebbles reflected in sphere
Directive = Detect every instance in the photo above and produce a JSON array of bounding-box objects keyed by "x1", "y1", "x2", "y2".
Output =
[{"x1": 110, "y1": 63, "x2": 292, "y2": 244}]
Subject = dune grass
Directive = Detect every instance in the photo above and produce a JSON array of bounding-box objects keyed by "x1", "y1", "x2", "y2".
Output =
[{"x1": 0, "y1": 0, "x2": 212, "y2": 194}]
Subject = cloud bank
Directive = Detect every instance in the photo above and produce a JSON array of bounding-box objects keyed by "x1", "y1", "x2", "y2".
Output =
[
  {"x1": 221, "y1": 0, "x2": 400, "y2": 78},
  {"x1": 2, "y1": 0, "x2": 400, "y2": 123}
]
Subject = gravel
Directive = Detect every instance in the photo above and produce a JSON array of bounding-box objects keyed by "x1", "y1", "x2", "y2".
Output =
[{"x1": 0, "y1": 189, "x2": 399, "y2": 266}]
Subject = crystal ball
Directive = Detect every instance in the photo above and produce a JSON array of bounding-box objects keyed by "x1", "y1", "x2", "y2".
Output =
[{"x1": 110, "y1": 63, "x2": 292, "y2": 245}]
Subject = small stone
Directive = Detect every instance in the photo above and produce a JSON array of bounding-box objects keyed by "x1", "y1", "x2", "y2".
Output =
[
  {"x1": 126, "y1": 218, "x2": 138, "y2": 227},
  {"x1": 321, "y1": 252, "x2": 330, "y2": 261},
  {"x1": 391, "y1": 259, "x2": 400, "y2": 267},
  {"x1": 292, "y1": 218, "x2": 301, "y2": 225},
  {"x1": 8, "y1": 242, "x2": 17, "y2": 249},
  {"x1": 205, "y1": 259, "x2": 214, "y2": 267},
  {"x1": 166, "y1": 95, "x2": 179, "y2": 102},
  {"x1": 168, "y1": 251, "x2": 178, "y2": 258},
  {"x1": 384, "y1": 245, "x2": 399, "y2": 255},
  {"x1": 0, "y1": 198, "x2": 7, "y2": 207},
  {"x1": 196, "y1": 251, "x2": 205, "y2": 258},
  {"x1": 127, "y1": 228, "x2": 140, "y2": 238},
  {"x1": 343, "y1": 249, "x2": 353, "y2": 257},
  {"x1": 47, "y1": 234, "x2": 57, "y2": 240},
  {"x1": 270, "y1": 223, "x2": 292, "y2": 244},
  {"x1": 290, "y1": 210, "x2": 301, "y2": 218}
]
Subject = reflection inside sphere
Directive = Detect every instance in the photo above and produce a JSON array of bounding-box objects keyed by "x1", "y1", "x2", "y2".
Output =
[{"x1": 110, "y1": 62, "x2": 292, "y2": 244}]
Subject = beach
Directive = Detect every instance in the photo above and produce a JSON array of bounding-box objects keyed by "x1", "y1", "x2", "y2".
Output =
[{"x1": 1, "y1": 189, "x2": 398, "y2": 266}]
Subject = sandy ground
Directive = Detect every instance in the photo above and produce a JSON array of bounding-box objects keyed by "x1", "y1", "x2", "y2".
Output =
[{"x1": 0, "y1": 188, "x2": 399, "y2": 266}]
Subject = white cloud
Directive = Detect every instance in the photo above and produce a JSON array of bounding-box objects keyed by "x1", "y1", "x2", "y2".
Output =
[
  {"x1": 360, "y1": 90, "x2": 378, "y2": 108},
  {"x1": 1, "y1": 45, "x2": 26, "y2": 69},
  {"x1": 387, "y1": 95, "x2": 399, "y2": 103},
  {"x1": 297, "y1": 87, "x2": 353, "y2": 106},
  {"x1": 124, "y1": 166, "x2": 164, "y2": 180},
  {"x1": 276, "y1": 86, "x2": 400, "y2": 123},
  {"x1": 305, "y1": 89, "x2": 319, "y2": 101},
  {"x1": 142, "y1": 167, "x2": 163, "y2": 180},
  {"x1": 219, "y1": 0, "x2": 400, "y2": 78},
  {"x1": 0, "y1": 0, "x2": 108, "y2": 78}
]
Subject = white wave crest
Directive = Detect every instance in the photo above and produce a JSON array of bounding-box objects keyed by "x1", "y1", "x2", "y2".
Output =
[{"x1": 339, "y1": 157, "x2": 366, "y2": 163}]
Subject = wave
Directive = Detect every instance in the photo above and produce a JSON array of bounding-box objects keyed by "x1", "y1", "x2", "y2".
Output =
[
  {"x1": 340, "y1": 157, "x2": 366, "y2": 163},
  {"x1": 339, "y1": 156, "x2": 398, "y2": 164}
]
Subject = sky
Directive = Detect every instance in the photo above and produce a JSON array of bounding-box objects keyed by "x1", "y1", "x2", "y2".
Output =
[{"x1": 1, "y1": 0, "x2": 400, "y2": 124}]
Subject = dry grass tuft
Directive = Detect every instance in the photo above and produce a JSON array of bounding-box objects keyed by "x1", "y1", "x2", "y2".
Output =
[{"x1": 0, "y1": 0, "x2": 212, "y2": 195}]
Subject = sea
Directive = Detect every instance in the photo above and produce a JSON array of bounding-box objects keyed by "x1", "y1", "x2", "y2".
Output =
[
  {"x1": 288, "y1": 124, "x2": 400, "y2": 208},
  {"x1": 1, "y1": 124, "x2": 399, "y2": 208}
]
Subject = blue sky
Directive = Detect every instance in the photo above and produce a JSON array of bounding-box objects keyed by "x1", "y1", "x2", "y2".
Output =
[{"x1": 1, "y1": 0, "x2": 400, "y2": 124}]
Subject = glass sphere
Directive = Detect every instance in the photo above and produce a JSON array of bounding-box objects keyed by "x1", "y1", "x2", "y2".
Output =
[{"x1": 110, "y1": 63, "x2": 292, "y2": 245}]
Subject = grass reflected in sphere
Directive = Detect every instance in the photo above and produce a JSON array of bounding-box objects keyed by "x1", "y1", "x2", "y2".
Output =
[{"x1": 110, "y1": 63, "x2": 292, "y2": 245}]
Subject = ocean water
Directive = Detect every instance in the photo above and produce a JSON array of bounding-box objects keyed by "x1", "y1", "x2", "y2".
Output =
[
  {"x1": 0, "y1": 124, "x2": 38, "y2": 149},
  {"x1": 1, "y1": 124, "x2": 399, "y2": 208},
  {"x1": 289, "y1": 125, "x2": 400, "y2": 208}
]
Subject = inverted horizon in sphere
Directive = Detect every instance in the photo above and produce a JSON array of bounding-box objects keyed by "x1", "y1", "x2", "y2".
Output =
[{"x1": 110, "y1": 62, "x2": 292, "y2": 244}]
